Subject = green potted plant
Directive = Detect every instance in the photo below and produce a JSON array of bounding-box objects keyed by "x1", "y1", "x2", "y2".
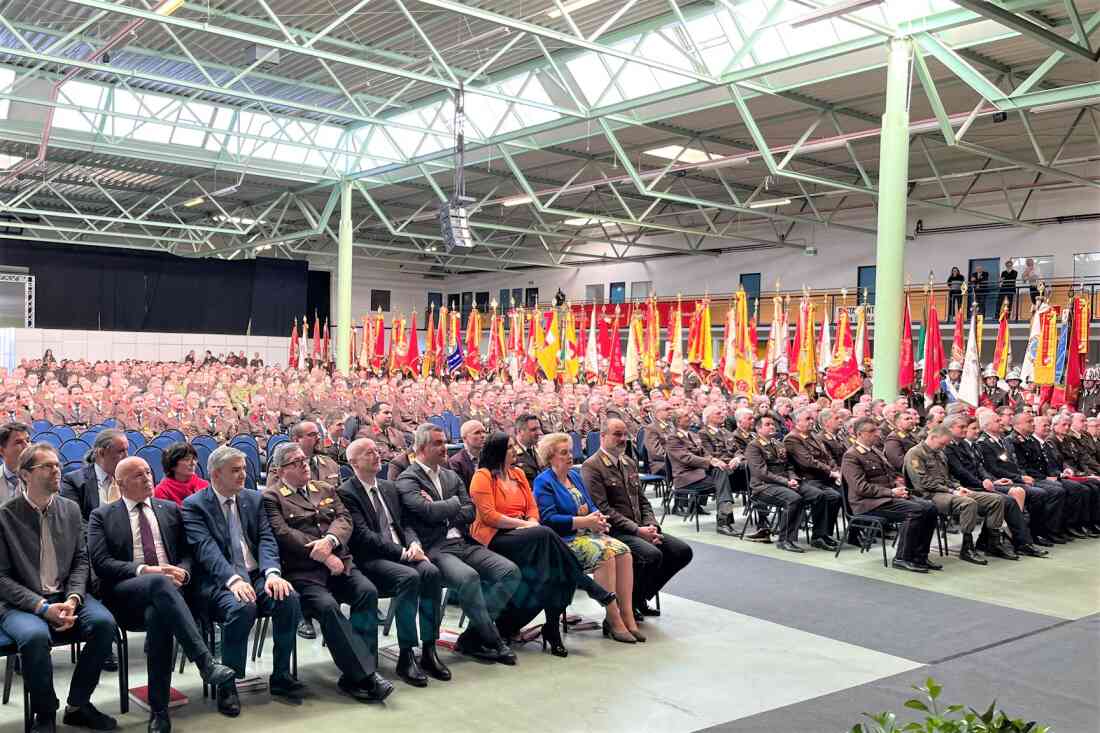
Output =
[{"x1": 850, "y1": 678, "x2": 1051, "y2": 733}]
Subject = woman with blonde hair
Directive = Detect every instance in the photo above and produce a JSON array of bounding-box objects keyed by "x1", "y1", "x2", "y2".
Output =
[{"x1": 533, "y1": 432, "x2": 642, "y2": 644}]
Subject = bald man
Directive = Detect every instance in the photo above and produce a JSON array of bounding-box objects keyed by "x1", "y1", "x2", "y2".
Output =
[
  {"x1": 447, "y1": 421, "x2": 486, "y2": 489},
  {"x1": 88, "y1": 457, "x2": 236, "y2": 732}
]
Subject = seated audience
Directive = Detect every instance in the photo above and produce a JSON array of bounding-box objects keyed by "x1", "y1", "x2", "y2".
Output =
[
  {"x1": 447, "y1": 419, "x2": 485, "y2": 488},
  {"x1": 469, "y1": 431, "x2": 613, "y2": 657},
  {"x1": 396, "y1": 424, "x2": 520, "y2": 665},
  {"x1": 60, "y1": 429, "x2": 129, "y2": 523},
  {"x1": 840, "y1": 418, "x2": 939, "y2": 573},
  {"x1": 0, "y1": 421, "x2": 30, "y2": 500},
  {"x1": 533, "y1": 431, "x2": 641, "y2": 644},
  {"x1": 262, "y1": 443, "x2": 392, "y2": 702}
]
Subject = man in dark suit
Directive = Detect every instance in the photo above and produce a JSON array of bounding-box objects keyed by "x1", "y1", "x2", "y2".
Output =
[
  {"x1": 262, "y1": 443, "x2": 393, "y2": 703},
  {"x1": 87, "y1": 457, "x2": 236, "y2": 733},
  {"x1": 182, "y1": 446, "x2": 304, "y2": 709},
  {"x1": 60, "y1": 429, "x2": 129, "y2": 523},
  {"x1": 339, "y1": 438, "x2": 450, "y2": 687},
  {"x1": 447, "y1": 420, "x2": 485, "y2": 488},
  {"x1": 512, "y1": 413, "x2": 541, "y2": 485},
  {"x1": 840, "y1": 418, "x2": 939, "y2": 573},
  {"x1": 0, "y1": 422, "x2": 30, "y2": 501},
  {"x1": 396, "y1": 423, "x2": 519, "y2": 665},
  {"x1": 0, "y1": 443, "x2": 117, "y2": 733},
  {"x1": 581, "y1": 418, "x2": 691, "y2": 619}
]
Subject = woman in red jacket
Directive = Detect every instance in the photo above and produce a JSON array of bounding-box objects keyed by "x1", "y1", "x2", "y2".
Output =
[{"x1": 154, "y1": 442, "x2": 208, "y2": 505}]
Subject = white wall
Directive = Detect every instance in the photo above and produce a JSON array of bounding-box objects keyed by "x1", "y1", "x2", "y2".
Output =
[{"x1": 14, "y1": 329, "x2": 291, "y2": 367}]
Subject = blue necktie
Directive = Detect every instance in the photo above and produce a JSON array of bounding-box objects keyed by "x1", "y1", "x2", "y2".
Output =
[{"x1": 224, "y1": 499, "x2": 249, "y2": 580}]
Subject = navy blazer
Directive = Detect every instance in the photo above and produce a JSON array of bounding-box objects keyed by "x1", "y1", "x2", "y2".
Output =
[
  {"x1": 87, "y1": 497, "x2": 193, "y2": 595},
  {"x1": 395, "y1": 461, "x2": 475, "y2": 552},
  {"x1": 60, "y1": 463, "x2": 102, "y2": 522},
  {"x1": 533, "y1": 467, "x2": 597, "y2": 542},
  {"x1": 182, "y1": 486, "x2": 281, "y2": 597}
]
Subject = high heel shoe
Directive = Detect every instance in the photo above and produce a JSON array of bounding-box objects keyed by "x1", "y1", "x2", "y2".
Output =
[
  {"x1": 628, "y1": 628, "x2": 646, "y2": 643},
  {"x1": 602, "y1": 620, "x2": 636, "y2": 644},
  {"x1": 541, "y1": 634, "x2": 568, "y2": 657}
]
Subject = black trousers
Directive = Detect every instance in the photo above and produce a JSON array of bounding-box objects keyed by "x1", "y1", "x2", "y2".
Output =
[
  {"x1": 360, "y1": 557, "x2": 441, "y2": 649},
  {"x1": 798, "y1": 480, "x2": 842, "y2": 539},
  {"x1": 1061, "y1": 478, "x2": 1100, "y2": 526},
  {"x1": 612, "y1": 530, "x2": 692, "y2": 603},
  {"x1": 679, "y1": 469, "x2": 732, "y2": 511},
  {"x1": 999, "y1": 493, "x2": 1034, "y2": 548},
  {"x1": 488, "y1": 526, "x2": 579, "y2": 639},
  {"x1": 429, "y1": 537, "x2": 520, "y2": 644},
  {"x1": 295, "y1": 570, "x2": 378, "y2": 683},
  {"x1": 107, "y1": 574, "x2": 210, "y2": 713},
  {"x1": 859, "y1": 498, "x2": 937, "y2": 562},
  {"x1": 752, "y1": 483, "x2": 803, "y2": 542}
]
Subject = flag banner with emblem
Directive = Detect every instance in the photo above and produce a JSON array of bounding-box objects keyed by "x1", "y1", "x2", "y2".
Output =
[
  {"x1": 824, "y1": 308, "x2": 861, "y2": 400},
  {"x1": 733, "y1": 290, "x2": 756, "y2": 396},
  {"x1": 583, "y1": 306, "x2": 599, "y2": 382},
  {"x1": 607, "y1": 308, "x2": 625, "y2": 385},
  {"x1": 898, "y1": 295, "x2": 915, "y2": 390},
  {"x1": 464, "y1": 307, "x2": 482, "y2": 379},
  {"x1": 1033, "y1": 305, "x2": 1059, "y2": 385},
  {"x1": 796, "y1": 297, "x2": 816, "y2": 391},
  {"x1": 992, "y1": 301, "x2": 1011, "y2": 378},
  {"x1": 446, "y1": 310, "x2": 464, "y2": 374},
  {"x1": 921, "y1": 300, "x2": 945, "y2": 403},
  {"x1": 624, "y1": 310, "x2": 643, "y2": 385},
  {"x1": 1020, "y1": 302, "x2": 1047, "y2": 383},
  {"x1": 537, "y1": 309, "x2": 559, "y2": 381}
]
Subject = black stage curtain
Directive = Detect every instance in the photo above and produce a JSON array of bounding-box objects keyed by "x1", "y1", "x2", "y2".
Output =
[
  {"x1": 0, "y1": 238, "x2": 308, "y2": 336},
  {"x1": 306, "y1": 269, "x2": 331, "y2": 326}
]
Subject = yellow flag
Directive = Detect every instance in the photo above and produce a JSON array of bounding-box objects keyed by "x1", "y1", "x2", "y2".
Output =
[
  {"x1": 700, "y1": 301, "x2": 713, "y2": 371},
  {"x1": 537, "y1": 310, "x2": 559, "y2": 380},
  {"x1": 624, "y1": 312, "x2": 643, "y2": 384},
  {"x1": 563, "y1": 309, "x2": 580, "y2": 383},
  {"x1": 733, "y1": 291, "x2": 755, "y2": 395}
]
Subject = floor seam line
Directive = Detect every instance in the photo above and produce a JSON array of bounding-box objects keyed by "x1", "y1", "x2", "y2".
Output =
[{"x1": 924, "y1": 617, "x2": 1078, "y2": 665}]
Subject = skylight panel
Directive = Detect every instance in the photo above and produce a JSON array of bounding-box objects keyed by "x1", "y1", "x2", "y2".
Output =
[{"x1": 643, "y1": 145, "x2": 718, "y2": 164}]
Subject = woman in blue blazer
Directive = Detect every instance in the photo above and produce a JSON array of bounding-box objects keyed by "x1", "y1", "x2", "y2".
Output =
[{"x1": 532, "y1": 432, "x2": 643, "y2": 644}]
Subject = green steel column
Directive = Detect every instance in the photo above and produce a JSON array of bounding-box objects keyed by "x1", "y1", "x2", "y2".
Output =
[
  {"x1": 872, "y1": 37, "x2": 913, "y2": 401},
  {"x1": 336, "y1": 179, "x2": 353, "y2": 375}
]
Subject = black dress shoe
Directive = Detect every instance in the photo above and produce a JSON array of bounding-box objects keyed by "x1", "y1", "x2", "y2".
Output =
[
  {"x1": 216, "y1": 685, "x2": 241, "y2": 717},
  {"x1": 102, "y1": 652, "x2": 119, "y2": 673},
  {"x1": 635, "y1": 601, "x2": 661, "y2": 617},
  {"x1": 491, "y1": 640, "x2": 517, "y2": 666},
  {"x1": 891, "y1": 558, "x2": 929, "y2": 573},
  {"x1": 580, "y1": 578, "x2": 616, "y2": 607},
  {"x1": 147, "y1": 711, "x2": 171, "y2": 733},
  {"x1": 810, "y1": 538, "x2": 834, "y2": 550},
  {"x1": 743, "y1": 528, "x2": 772, "y2": 543},
  {"x1": 63, "y1": 703, "x2": 117, "y2": 730},
  {"x1": 917, "y1": 557, "x2": 944, "y2": 571},
  {"x1": 396, "y1": 648, "x2": 427, "y2": 687},
  {"x1": 716, "y1": 522, "x2": 737, "y2": 537},
  {"x1": 1017, "y1": 544, "x2": 1049, "y2": 558},
  {"x1": 958, "y1": 547, "x2": 988, "y2": 565},
  {"x1": 1033, "y1": 535, "x2": 1054, "y2": 547},
  {"x1": 1067, "y1": 527, "x2": 1089, "y2": 539},
  {"x1": 453, "y1": 632, "x2": 499, "y2": 663},
  {"x1": 419, "y1": 643, "x2": 451, "y2": 681},
  {"x1": 296, "y1": 620, "x2": 317, "y2": 639},
  {"x1": 269, "y1": 674, "x2": 306, "y2": 700},
  {"x1": 197, "y1": 658, "x2": 237, "y2": 689},
  {"x1": 1049, "y1": 533, "x2": 1068, "y2": 544},
  {"x1": 633, "y1": 607, "x2": 644, "y2": 623},
  {"x1": 31, "y1": 713, "x2": 56, "y2": 733},
  {"x1": 776, "y1": 540, "x2": 805, "y2": 553},
  {"x1": 1086, "y1": 526, "x2": 1100, "y2": 537},
  {"x1": 985, "y1": 543, "x2": 1019, "y2": 561},
  {"x1": 362, "y1": 672, "x2": 395, "y2": 702}
]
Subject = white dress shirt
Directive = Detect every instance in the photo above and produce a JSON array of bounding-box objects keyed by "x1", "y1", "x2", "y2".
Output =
[
  {"x1": 416, "y1": 460, "x2": 461, "y2": 540},
  {"x1": 95, "y1": 463, "x2": 114, "y2": 505},
  {"x1": 122, "y1": 496, "x2": 169, "y2": 574},
  {"x1": 211, "y1": 486, "x2": 263, "y2": 587}
]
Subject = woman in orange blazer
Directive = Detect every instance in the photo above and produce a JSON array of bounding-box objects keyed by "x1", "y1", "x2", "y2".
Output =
[{"x1": 470, "y1": 431, "x2": 614, "y2": 657}]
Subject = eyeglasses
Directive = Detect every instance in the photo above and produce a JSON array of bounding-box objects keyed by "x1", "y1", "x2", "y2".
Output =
[
  {"x1": 281, "y1": 457, "x2": 308, "y2": 469},
  {"x1": 26, "y1": 461, "x2": 61, "y2": 472}
]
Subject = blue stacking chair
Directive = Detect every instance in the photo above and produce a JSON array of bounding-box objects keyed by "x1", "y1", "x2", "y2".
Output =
[
  {"x1": 125, "y1": 430, "x2": 146, "y2": 450},
  {"x1": 50, "y1": 425, "x2": 75, "y2": 442},
  {"x1": 136, "y1": 445, "x2": 165, "y2": 483},
  {"x1": 151, "y1": 435, "x2": 177, "y2": 451},
  {"x1": 63, "y1": 460, "x2": 83, "y2": 474},
  {"x1": 30, "y1": 420, "x2": 52, "y2": 434},
  {"x1": 192, "y1": 435, "x2": 218, "y2": 451},
  {"x1": 265, "y1": 434, "x2": 290, "y2": 457},
  {"x1": 569, "y1": 431, "x2": 583, "y2": 463},
  {"x1": 584, "y1": 431, "x2": 600, "y2": 458},
  {"x1": 447, "y1": 415, "x2": 461, "y2": 442},
  {"x1": 428, "y1": 415, "x2": 447, "y2": 434},
  {"x1": 192, "y1": 442, "x2": 213, "y2": 480},
  {"x1": 35, "y1": 433, "x2": 61, "y2": 449},
  {"x1": 230, "y1": 434, "x2": 257, "y2": 449},
  {"x1": 101, "y1": 418, "x2": 118, "y2": 428},
  {"x1": 160, "y1": 429, "x2": 185, "y2": 442},
  {"x1": 57, "y1": 439, "x2": 90, "y2": 464}
]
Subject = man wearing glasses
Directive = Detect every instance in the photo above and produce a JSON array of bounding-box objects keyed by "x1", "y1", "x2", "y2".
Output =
[
  {"x1": 262, "y1": 442, "x2": 393, "y2": 703},
  {"x1": 0, "y1": 443, "x2": 117, "y2": 733}
]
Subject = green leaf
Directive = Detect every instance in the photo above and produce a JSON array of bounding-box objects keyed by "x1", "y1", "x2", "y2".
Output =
[
  {"x1": 850, "y1": 725, "x2": 865, "y2": 733},
  {"x1": 905, "y1": 700, "x2": 930, "y2": 713},
  {"x1": 946, "y1": 705, "x2": 965, "y2": 714},
  {"x1": 927, "y1": 678, "x2": 943, "y2": 701}
]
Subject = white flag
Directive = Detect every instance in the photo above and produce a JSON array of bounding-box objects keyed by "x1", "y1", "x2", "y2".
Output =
[{"x1": 958, "y1": 311, "x2": 982, "y2": 407}]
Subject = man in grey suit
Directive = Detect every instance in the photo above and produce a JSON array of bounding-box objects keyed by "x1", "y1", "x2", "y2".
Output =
[
  {"x1": 396, "y1": 424, "x2": 520, "y2": 665},
  {"x1": 0, "y1": 443, "x2": 117, "y2": 733}
]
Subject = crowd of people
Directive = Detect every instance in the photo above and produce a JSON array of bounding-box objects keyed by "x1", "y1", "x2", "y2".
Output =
[{"x1": 1, "y1": 348, "x2": 1099, "y2": 733}]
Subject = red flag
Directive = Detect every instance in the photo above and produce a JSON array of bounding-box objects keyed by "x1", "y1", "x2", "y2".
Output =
[
  {"x1": 523, "y1": 311, "x2": 540, "y2": 382},
  {"x1": 597, "y1": 307, "x2": 613, "y2": 363},
  {"x1": 922, "y1": 300, "x2": 946, "y2": 402},
  {"x1": 464, "y1": 308, "x2": 482, "y2": 379},
  {"x1": 422, "y1": 308, "x2": 437, "y2": 378},
  {"x1": 288, "y1": 320, "x2": 299, "y2": 367},
  {"x1": 370, "y1": 310, "x2": 386, "y2": 373},
  {"x1": 484, "y1": 310, "x2": 503, "y2": 375},
  {"x1": 312, "y1": 314, "x2": 321, "y2": 358},
  {"x1": 824, "y1": 309, "x2": 861, "y2": 400},
  {"x1": 950, "y1": 304, "x2": 965, "y2": 365},
  {"x1": 322, "y1": 319, "x2": 331, "y2": 363},
  {"x1": 607, "y1": 308, "x2": 624, "y2": 385},
  {"x1": 898, "y1": 295, "x2": 915, "y2": 390}
]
